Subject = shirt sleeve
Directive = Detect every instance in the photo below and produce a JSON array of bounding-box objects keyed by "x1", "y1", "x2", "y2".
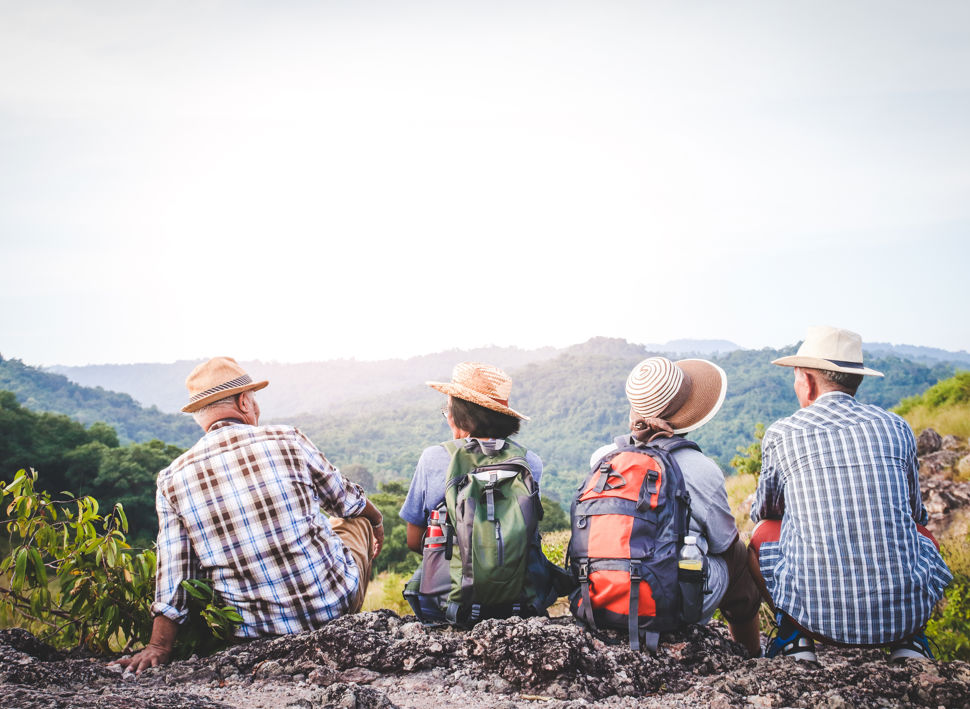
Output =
[
  {"x1": 151, "y1": 484, "x2": 199, "y2": 623},
  {"x1": 526, "y1": 450, "x2": 544, "y2": 487},
  {"x1": 752, "y1": 429, "x2": 785, "y2": 522},
  {"x1": 294, "y1": 430, "x2": 366, "y2": 518},
  {"x1": 905, "y1": 431, "x2": 930, "y2": 526},
  {"x1": 399, "y1": 446, "x2": 439, "y2": 527}
]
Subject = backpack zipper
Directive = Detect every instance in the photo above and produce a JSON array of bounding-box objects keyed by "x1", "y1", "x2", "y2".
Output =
[{"x1": 495, "y1": 520, "x2": 504, "y2": 566}]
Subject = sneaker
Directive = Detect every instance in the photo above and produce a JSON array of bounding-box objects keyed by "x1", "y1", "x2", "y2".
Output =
[
  {"x1": 765, "y1": 630, "x2": 818, "y2": 662},
  {"x1": 889, "y1": 633, "x2": 934, "y2": 662},
  {"x1": 764, "y1": 613, "x2": 818, "y2": 662}
]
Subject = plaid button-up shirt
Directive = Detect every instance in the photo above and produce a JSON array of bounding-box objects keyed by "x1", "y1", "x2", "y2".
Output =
[
  {"x1": 151, "y1": 420, "x2": 367, "y2": 637},
  {"x1": 753, "y1": 392, "x2": 951, "y2": 644}
]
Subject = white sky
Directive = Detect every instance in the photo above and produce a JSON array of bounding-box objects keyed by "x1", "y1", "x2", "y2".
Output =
[{"x1": 2, "y1": 1, "x2": 968, "y2": 366}]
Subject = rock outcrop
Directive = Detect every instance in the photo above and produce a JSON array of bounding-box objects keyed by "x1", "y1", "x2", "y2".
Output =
[
  {"x1": 3, "y1": 613, "x2": 970, "y2": 708},
  {"x1": 916, "y1": 429, "x2": 970, "y2": 538}
]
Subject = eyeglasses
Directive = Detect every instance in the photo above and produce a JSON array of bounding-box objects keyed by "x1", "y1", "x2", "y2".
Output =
[{"x1": 441, "y1": 406, "x2": 450, "y2": 420}]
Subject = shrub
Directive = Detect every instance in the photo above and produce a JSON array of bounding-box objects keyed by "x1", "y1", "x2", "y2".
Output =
[
  {"x1": 927, "y1": 533, "x2": 970, "y2": 662},
  {"x1": 0, "y1": 469, "x2": 239, "y2": 656}
]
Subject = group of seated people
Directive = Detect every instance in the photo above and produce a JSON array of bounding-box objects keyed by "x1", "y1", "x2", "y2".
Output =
[{"x1": 116, "y1": 325, "x2": 952, "y2": 674}]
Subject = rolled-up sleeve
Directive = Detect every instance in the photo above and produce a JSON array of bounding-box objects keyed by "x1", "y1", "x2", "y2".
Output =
[
  {"x1": 150, "y1": 484, "x2": 199, "y2": 623},
  {"x1": 296, "y1": 430, "x2": 366, "y2": 518}
]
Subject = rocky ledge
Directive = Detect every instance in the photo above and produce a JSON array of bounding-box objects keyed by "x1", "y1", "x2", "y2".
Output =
[{"x1": 2, "y1": 612, "x2": 969, "y2": 708}]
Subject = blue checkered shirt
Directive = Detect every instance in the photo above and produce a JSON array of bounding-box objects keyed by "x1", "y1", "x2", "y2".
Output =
[
  {"x1": 752, "y1": 392, "x2": 951, "y2": 645},
  {"x1": 151, "y1": 420, "x2": 367, "y2": 637}
]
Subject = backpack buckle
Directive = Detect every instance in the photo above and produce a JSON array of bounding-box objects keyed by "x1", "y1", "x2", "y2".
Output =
[
  {"x1": 629, "y1": 562, "x2": 642, "y2": 583},
  {"x1": 577, "y1": 562, "x2": 589, "y2": 582}
]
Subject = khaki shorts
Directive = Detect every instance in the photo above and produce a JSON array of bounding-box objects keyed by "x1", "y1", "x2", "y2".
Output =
[
  {"x1": 716, "y1": 535, "x2": 762, "y2": 624},
  {"x1": 329, "y1": 516, "x2": 376, "y2": 613}
]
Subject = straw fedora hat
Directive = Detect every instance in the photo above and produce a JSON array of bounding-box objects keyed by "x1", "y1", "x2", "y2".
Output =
[
  {"x1": 427, "y1": 362, "x2": 529, "y2": 421},
  {"x1": 181, "y1": 356, "x2": 269, "y2": 413},
  {"x1": 771, "y1": 326, "x2": 884, "y2": 377},
  {"x1": 626, "y1": 357, "x2": 727, "y2": 434}
]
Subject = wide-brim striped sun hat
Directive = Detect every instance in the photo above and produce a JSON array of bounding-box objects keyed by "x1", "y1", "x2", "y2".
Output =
[
  {"x1": 181, "y1": 356, "x2": 269, "y2": 413},
  {"x1": 427, "y1": 361, "x2": 529, "y2": 421},
  {"x1": 625, "y1": 357, "x2": 727, "y2": 434}
]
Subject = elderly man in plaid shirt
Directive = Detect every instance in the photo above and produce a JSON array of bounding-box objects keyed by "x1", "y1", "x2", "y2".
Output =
[
  {"x1": 117, "y1": 357, "x2": 384, "y2": 674},
  {"x1": 749, "y1": 326, "x2": 951, "y2": 663}
]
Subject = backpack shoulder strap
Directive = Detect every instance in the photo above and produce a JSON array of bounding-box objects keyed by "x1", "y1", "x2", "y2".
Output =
[{"x1": 647, "y1": 435, "x2": 701, "y2": 455}]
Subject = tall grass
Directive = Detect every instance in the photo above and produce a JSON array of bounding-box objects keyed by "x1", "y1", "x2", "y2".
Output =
[{"x1": 900, "y1": 402, "x2": 970, "y2": 441}]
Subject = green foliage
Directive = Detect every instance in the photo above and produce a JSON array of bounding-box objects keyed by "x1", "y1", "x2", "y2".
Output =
[
  {"x1": 0, "y1": 357, "x2": 199, "y2": 447},
  {"x1": 895, "y1": 371, "x2": 970, "y2": 415},
  {"x1": 0, "y1": 468, "x2": 240, "y2": 657},
  {"x1": 894, "y1": 371, "x2": 970, "y2": 440},
  {"x1": 539, "y1": 496, "x2": 569, "y2": 533},
  {"x1": 541, "y1": 529, "x2": 570, "y2": 568},
  {"x1": 174, "y1": 578, "x2": 244, "y2": 658},
  {"x1": 729, "y1": 423, "x2": 765, "y2": 478},
  {"x1": 361, "y1": 571, "x2": 413, "y2": 616},
  {"x1": 0, "y1": 392, "x2": 184, "y2": 544},
  {"x1": 369, "y1": 481, "x2": 419, "y2": 577},
  {"x1": 290, "y1": 345, "x2": 957, "y2": 506},
  {"x1": 0, "y1": 468, "x2": 156, "y2": 653},
  {"x1": 927, "y1": 534, "x2": 970, "y2": 662}
]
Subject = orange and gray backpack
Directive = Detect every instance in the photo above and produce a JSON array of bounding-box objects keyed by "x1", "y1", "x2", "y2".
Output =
[{"x1": 568, "y1": 434, "x2": 706, "y2": 652}]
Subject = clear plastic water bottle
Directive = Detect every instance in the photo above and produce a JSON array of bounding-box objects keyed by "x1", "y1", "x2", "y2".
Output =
[
  {"x1": 679, "y1": 535, "x2": 704, "y2": 572},
  {"x1": 678, "y1": 535, "x2": 704, "y2": 624}
]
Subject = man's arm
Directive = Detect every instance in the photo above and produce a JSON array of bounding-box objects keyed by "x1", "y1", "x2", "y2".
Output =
[
  {"x1": 751, "y1": 432, "x2": 785, "y2": 522},
  {"x1": 112, "y1": 488, "x2": 194, "y2": 673},
  {"x1": 905, "y1": 433, "x2": 930, "y2": 526},
  {"x1": 358, "y1": 498, "x2": 385, "y2": 557}
]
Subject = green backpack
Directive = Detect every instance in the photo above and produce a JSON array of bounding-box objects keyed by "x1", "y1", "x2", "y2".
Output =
[{"x1": 404, "y1": 438, "x2": 569, "y2": 626}]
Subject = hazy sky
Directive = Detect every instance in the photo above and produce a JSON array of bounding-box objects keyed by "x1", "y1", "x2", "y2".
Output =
[{"x1": 2, "y1": 1, "x2": 968, "y2": 366}]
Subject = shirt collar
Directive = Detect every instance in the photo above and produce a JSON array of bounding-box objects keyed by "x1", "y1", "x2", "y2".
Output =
[{"x1": 207, "y1": 418, "x2": 248, "y2": 433}]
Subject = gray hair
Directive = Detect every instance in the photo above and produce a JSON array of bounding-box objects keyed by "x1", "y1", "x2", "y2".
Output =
[
  {"x1": 191, "y1": 393, "x2": 242, "y2": 423},
  {"x1": 816, "y1": 368, "x2": 864, "y2": 395}
]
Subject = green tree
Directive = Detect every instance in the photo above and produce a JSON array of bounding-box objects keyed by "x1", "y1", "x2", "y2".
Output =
[{"x1": 729, "y1": 423, "x2": 765, "y2": 477}]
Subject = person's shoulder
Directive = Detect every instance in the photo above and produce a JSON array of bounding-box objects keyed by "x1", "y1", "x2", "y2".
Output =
[
  {"x1": 418, "y1": 442, "x2": 452, "y2": 467},
  {"x1": 673, "y1": 444, "x2": 723, "y2": 474}
]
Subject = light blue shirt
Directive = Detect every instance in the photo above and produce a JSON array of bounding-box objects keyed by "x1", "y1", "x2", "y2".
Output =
[{"x1": 400, "y1": 438, "x2": 543, "y2": 527}]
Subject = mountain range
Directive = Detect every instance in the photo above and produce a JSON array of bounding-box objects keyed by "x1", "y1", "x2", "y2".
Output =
[{"x1": 5, "y1": 337, "x2": 965, "y2": 505}]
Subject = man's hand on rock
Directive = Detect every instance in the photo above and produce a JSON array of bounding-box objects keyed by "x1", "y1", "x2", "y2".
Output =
[
  {"x1": 110, "y1": 614, "x2": 178, "y2": 675},
  {"x1": 112, "y1": 643, "x2": 172, "y2": 675}
]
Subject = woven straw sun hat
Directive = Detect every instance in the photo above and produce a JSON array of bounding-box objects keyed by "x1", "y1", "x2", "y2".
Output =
[
  {"x1": 181, "y1": 356, "x2": 269, "y2": 413},
  {"x1": 771, "y1": 325, "x2": 884, "y2": 377},
  {"x1": 625, "y1": 357, "x2": 727, "y2": 434},
  {"x1": 427, "y1": 362, "x2": 529, "y2": 421}
]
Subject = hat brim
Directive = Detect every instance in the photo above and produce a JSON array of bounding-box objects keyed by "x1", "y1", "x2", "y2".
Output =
[
  {"x1": 666, "y1": 359, "x2": 727, "y2": 434},
  {"x1": 771, "y1": 355, "x2": 884, "y2": 377},
  {"x1": 181, "y1": 380, "x2": 269, "y2": 413},
  {"x1": 427, "y1": 381, "x2": 530, "y2": 421}
]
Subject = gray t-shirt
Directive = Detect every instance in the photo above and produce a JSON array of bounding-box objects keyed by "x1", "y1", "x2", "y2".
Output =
[
  {"x1": 400, "y1": 439, "x2": 544, "y2": 527},
  {"x1": 589, "y1": 441, "x2": 738, "y2": 621}
]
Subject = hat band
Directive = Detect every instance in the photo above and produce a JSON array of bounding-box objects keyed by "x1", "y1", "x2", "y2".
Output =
[
  {"x1": 823, "y1": 359, "x2": 866, "y2": 370},
  {"x1": 657, "y1": 371, "x2": 693, "y2": 419},
  {"x1": 188, "y1": 374, "x2": 254, "y2": 404}
]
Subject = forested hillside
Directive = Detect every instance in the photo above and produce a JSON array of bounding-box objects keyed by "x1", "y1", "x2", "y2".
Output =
[
  {"x1": 0, "y1": 355, "x2": 198, "y2": 447},
  {"x1": 0, "y1": 391, "x2": 182, "y2": 544},
  {"x1": 1, "y1": 340, "x2": 961, "y2": 529},
  {"x1": 289, "y1": 340, "x2": 960, "y2": 504}
]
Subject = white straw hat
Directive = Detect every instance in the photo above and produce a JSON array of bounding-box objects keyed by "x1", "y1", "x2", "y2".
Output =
[{"x1": 772, "y1": 326, "x2": 883, "y2": 377}]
